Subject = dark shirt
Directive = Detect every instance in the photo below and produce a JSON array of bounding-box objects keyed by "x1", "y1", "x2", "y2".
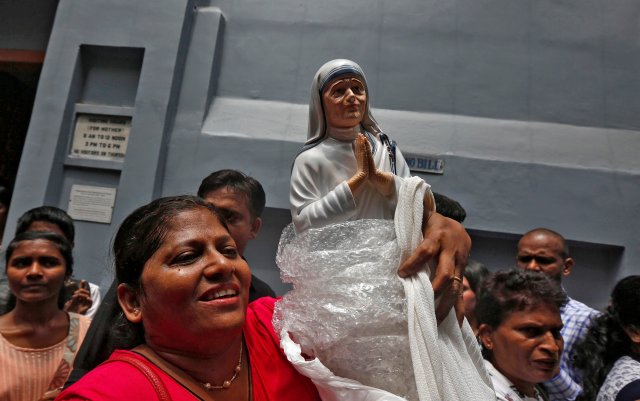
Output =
[
  {"x1": 616, "y1": 381, "x2": 640, "y2": 401},
  {"x1": 250, "y1": 273, "x2": 276, "y2": 301}
]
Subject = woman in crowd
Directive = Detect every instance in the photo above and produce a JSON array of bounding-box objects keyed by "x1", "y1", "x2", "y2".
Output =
[
  {"x1": 462, "y1": 259, "x2": 490, "y2": 334},
  {"x1": 57, "y1": 196, "x2": 321, "y2": 401},
  {"x1": 0, "y1": 232, "x2": 91, "y2": 401},
  {"x1": 573, "y1": 275, "x2": 640, "y2": 401},
  {"x1": 476, "y1": 269, "x2": 567, "y2": 401}
]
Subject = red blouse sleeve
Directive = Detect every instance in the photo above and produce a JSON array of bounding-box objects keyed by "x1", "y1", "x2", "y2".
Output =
[{"x1": 244, "y1": 297, "x2": 320, "y2": 401}]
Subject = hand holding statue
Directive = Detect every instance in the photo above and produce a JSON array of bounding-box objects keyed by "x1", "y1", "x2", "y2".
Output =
[{"x1": 397, "y1": 211, "x2": 470, "y2": 324}]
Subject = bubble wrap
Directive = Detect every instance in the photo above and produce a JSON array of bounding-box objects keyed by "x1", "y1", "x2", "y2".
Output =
[{"x1": 273, "y1": 220, "x2": 417, "y2": 401}]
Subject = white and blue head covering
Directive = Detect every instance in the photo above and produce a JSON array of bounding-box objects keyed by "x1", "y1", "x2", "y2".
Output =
[{"x1": 306, "y1": 59, "x2": 382, "y2": 146}]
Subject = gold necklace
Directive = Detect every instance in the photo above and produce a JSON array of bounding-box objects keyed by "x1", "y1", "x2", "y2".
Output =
[{"x1": 201, "y1": 341, "x2": 243, "y2": 391}]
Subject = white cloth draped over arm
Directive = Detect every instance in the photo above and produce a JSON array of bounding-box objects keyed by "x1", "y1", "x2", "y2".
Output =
[{"x1": 396, "y1": 176, "x2": 495, "y2": 401}]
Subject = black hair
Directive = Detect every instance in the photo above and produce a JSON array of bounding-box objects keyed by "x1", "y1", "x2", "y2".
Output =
[
  {"x1": 197, "y1": 169, "x2": 266, "y2": 219},
  {"x1": 463, "y1": 259, "x2": 490, "y2": 295},
  {"x1": 0, "y1": 184, "x2": 10, "y2": 207},
  {"x1": 520, "y1": 227, "x2": 570, "y2": 259},
  {"x1": 15, "y1": 206, "x2": 75, "y2": 243},
  {"x1": 111, "y1": 195, "x2": 226, "y2": 349},
  {"x1": 5, "y1": 231, "x2": 74, "y2": 277},
  {"x1": 476, "y1": 269, "x2": 567, "y2": 330},
  {"x1": 573, "y1": 275, "x2": 640, "y2": 401},
  {"x1": 4, "y1": 231, "x2": 74, "y2": 311},
  {"x1": 433, "y1": 192, "x2": 466, "y2": 223}
]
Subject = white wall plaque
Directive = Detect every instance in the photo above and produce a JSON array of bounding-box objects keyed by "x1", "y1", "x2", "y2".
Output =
[
  {"x1": 403, "y1": 153, "x2": 445, "y2": 175},
  {"x1": 67, "y1": 185, "x2": 117, "y2": 224},
  {"x1": 70, "y1": 114, "x2": 131, "y2": 160}
]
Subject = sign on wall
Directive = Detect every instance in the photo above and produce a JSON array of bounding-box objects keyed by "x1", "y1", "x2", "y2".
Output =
[
  {"x1": 70, "y1": 114, "x2": 131, "y2": 160},
  {"x1": 403, "y1": 153, "x2": 445, "y2": 175},
  {"x1": 67, "y1": 185, "x2": 117, "y2": 224}
]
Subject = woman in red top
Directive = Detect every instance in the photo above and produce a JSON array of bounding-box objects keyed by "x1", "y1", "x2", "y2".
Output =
[{"x1": 57, "y1": 196, "x2": 319, "y2": 401}]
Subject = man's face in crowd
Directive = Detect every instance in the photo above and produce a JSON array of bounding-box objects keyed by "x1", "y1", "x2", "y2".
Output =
[
  {"x1": 203, "y1": 187, "x2": 261, "y2": 256},
  {"x1": 516, "y1": 232, "x2": 573, "y2": 283}
]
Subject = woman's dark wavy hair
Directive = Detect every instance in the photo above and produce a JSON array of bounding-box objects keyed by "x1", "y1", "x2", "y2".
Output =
[
  {"x1": 110, "y1": 195, "x2": 226, "y2": 349},
  {"x1": 573, "y1": 275, "x2": 640, "y2": 401},
  {"x1": 476, "y1": 269, "x2": 567, "y2": 358},
  {"x1": 4, "y1": 231, "x2": 74, "y2": 311},
  {"x1": 463, "y1": 259, "x2": 490, "y2": 295}
]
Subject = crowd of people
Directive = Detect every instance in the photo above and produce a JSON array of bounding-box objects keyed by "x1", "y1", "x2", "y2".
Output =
[
  {"x1": 1, "y1": 173, "x2": 636, "y2": 401},
  {"x1": 0, "y1": 58, "x2": 637, "y2": 401},
  {"x1": 0, "y1": 169, "x2": 470, "y2": 400}
]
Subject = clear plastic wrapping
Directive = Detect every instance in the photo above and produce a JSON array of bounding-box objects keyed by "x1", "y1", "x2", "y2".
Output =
[{"x1": 273, "y1": 220, "x2": 417, "y2": 400}]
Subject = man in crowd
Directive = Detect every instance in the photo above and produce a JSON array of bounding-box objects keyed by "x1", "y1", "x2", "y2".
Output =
[
  {"x1": 516, "y1": 228, "x2": 599, "y2": 401},
  {"x1": 197, "y1": 169, "x2": 276, "y2": 299}
]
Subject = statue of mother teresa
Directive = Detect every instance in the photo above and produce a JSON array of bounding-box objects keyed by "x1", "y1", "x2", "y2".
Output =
[
  {"x1": 289, "y1": 59, "x2": 435, "y2": 233},
  {"x1": 278, "y1": 59, "x2": 495, "y2": 401}
]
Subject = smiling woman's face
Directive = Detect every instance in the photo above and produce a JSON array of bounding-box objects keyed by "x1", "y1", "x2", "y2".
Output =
[
  {"x1": 130, "y1": 208, "x2": 252, "y2": 353},
  {"x1": 480, "y1": 303, "x2": 564, "y2": 396}
]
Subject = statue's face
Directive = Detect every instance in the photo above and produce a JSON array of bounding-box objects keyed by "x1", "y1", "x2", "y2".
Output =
[{"x1": 322, "y1": 75, "x2": 366, "y2": 129}]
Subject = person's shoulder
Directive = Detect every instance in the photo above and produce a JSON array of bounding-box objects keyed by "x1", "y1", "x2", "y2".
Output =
[
  {"x1": 614, "y1": 378, "x2": 640, "y2": 401},
  {"x1": 612, "y1": 355, "x2": 640, "y2": 375},
  {"x1": 293, "y1": 143, "x2": 326, "y2": 167},
  {"x1": 245, "y1": 297, "x2": 279, "y2": 336},
  {"x1": 601, "y1": 356, "x2": 640, "y2": 401},
  {"x1": 58, "y1": 350, "x2": 165, "y2": 400},
  {"x1": 483, "y1": 360, "x2": 510, "y2": 398},
  {"x1": 69, "y1": 312, "x2": 92, "y2": 332},
  {"x1": 563, "y1": 297, "x2": 599, "y2": 319},
  {"x1": 247, "y1": 296, "x2": 277, "y2": 319},
  {"x1": 244, "y1": 297, "x2": 282, "y2": 358},
  {"x1": 69, "y1": 311, "x2": 92, "y2": 322}
]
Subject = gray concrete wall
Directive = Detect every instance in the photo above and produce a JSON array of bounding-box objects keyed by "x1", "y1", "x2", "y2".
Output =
[
  {"x1": 0, "y1": 0, "x2": 59, "y2": 51},
  {"x1": 210, "y1": 0, "x2": 640, "y2": 130},
  {"x1": 3, "y1": 0, "x2": 197, "y2": 289},
  {"x1": 4, "y1": 0, "x2": 639, "y2": 309}
]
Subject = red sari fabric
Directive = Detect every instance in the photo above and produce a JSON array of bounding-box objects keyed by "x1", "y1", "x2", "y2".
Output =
[
  {"x1": 245, "y1": 297, "x2": 320, "y2": 401},
  {"x1": 56, "y1": 297, "x2": 320, "y2": 401}
]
